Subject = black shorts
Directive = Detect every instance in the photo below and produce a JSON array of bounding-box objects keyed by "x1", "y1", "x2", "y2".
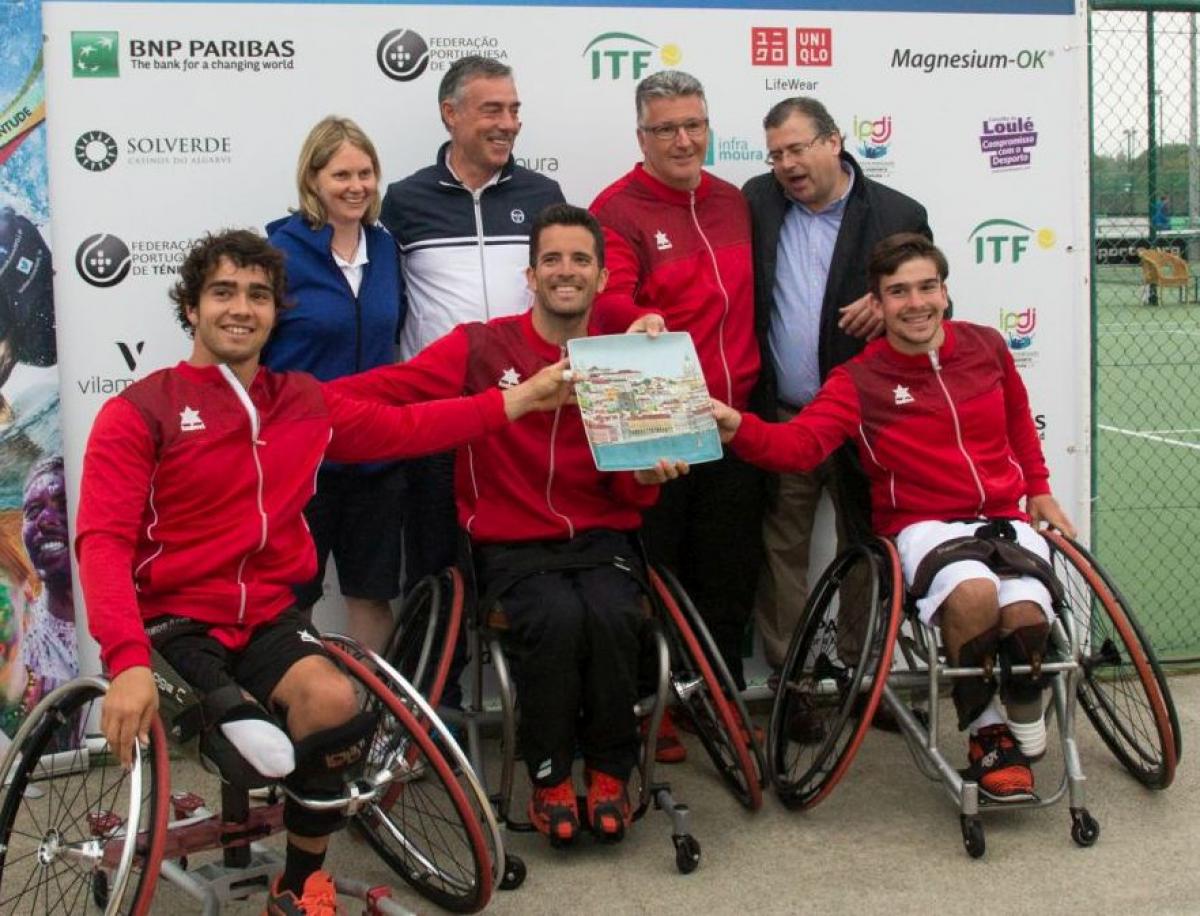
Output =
[
  {"x1": 296, "y1": 464, "x2": 406, "y2": 608},
  {"x1": 147, "y1": 607, "x2": 330, "y2": 712}
]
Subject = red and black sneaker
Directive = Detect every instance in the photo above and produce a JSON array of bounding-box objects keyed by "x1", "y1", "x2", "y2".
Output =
[
  {"x1": 585, "y1": 768, "x2": 632, "y2": 843},
  {"x1": 528, "y1": 777, "x2": 580, "y2": 847},
  {"x1": 967, "y1": 724, "x2": 1035, "y2": 802},
  {"x1": 642, "y1": 709, "x2": 687, "y2": 764},
  {"x1": 264, "y1": 870, "x2": 338, "y2": 915}
]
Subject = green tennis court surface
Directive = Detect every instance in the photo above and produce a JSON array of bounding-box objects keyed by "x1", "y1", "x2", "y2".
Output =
[{"x1": 1094, "y1": 263, "x2": 1200, "y2": 659}]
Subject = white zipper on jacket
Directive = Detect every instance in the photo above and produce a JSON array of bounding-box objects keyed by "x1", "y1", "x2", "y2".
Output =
[
  {"x1": 133, "y1": 468, "x2": 165, "y2": 588},
  {"x1": 218, "y1": 365, "x2": 268, "y2": 623},
  {"x1": 544, "y1": 346, "x2": 575, "y2": 538},
  {"x1": 928, "y1": 349, "x2": 986, "y2": 515},
  {"x1": 471, "y1": 189, "x2": 493, "y2": 319},
  {"x1": 689, "y1": 190, "x2": 733, "y2": 404},
  {"x1": 856, "y1": 423, "x2": 896, "y2": 509}
]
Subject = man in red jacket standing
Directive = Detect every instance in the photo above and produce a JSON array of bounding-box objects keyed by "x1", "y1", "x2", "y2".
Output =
[
  {"x1": 74, "y1": 229, "x2": 567, "y2": 914},
  {"x1": 590, "y1": 72, "x2": 763, "y2": 755},
  {"x1": 712, "y1": 233, "x2": 1076, "y2": 801},
  {"x1": 330, "y1": 204, "x2": 684, "y2": 847}
]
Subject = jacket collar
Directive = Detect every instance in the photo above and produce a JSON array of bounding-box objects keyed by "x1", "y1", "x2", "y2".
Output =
[
  {"x1": 518, "y1": 309, "x2": 604, "y2": 361},
  {"x1": 629, "y1": 162, "x2": 713, "y2": 205},
  {"x1": 865, "y1": 319, "x2": 959, "y2": 367},
  {"x1": 436, "y1": 140, "x2": 514, "y2": 189}
]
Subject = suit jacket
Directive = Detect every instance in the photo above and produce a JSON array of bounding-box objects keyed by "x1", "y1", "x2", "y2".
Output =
[
  {"x1": 742, "y1": 150, "x2": 930, "y2": 539},
  {"x1": 742, "y1": 150, "x2": 930, "y2": 414}
]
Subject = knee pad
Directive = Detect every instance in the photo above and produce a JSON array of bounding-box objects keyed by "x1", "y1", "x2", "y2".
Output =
[
  {"x1": 196, "y1": 685, "x2": 293, "y2": 790},
  {"x1": 999, "y1": 625, "x2": 1052, "y2": 705},
  {"x1": 283, "y1": 711, "x2": 377, "y2": 837},
  {"x1": 951, "y1": 628, "x2": 999, "y2": 731}
]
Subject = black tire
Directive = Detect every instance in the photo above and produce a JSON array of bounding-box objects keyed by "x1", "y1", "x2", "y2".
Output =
[
  {"x1": 0, "y1": 679, "x2": 169, "y2": 916},
  {"x1": 768, "y1": 538, "x2": 902, "y2": 810},
  {"x1": 673, "y1": 834, "x2": 701, "y2": 874},
  {"x1": 324, "y1": 641, "x2": 494, "y2": 914},
  {"x1": 385, "y1": 571, "x2": 446, "y2": 702},
  {"x1": 961, "y1": 815, "x2": 985, "y2": 858},
  {"x1": 1070, "y1": 807, "x2": 1100, "y2": 847},
  {"x1": 650, "y1": 568, "x2": 762, "y2": 810},
  {"x1": 1045, "y1": 531, "x2": 1180, "y2": 789},
  {"x1": 499, "y1": 854, "x2": 525, "y2": 891}
]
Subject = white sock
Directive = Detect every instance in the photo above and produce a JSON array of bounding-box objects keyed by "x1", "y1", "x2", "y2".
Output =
[
  {"x1": 968, "y1": 695, "x2": 1006, "y2": 734},
  {"x1": 219, "y1": 718, "x2": 295, "y2": 778}
]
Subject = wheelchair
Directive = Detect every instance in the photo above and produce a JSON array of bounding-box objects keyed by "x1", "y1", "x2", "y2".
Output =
[
  {"x1": 767, "y1": 528, "x2": 1180, "y2": 858},
  {"x1": 386, "y1": 548, "x2": 766, "y2": 875},
  {"x1": 0, "y1": 634, "x2": 507, "y2": 915}
]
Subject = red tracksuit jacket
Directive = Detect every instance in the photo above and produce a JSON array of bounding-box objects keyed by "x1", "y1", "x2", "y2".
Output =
[
  {"x1": 590, "y1": 164, "x2": 759, "y2": 410},
  {"x1": 328, "y1": 310, "x2": 658, "y2": 543},
  {"x1": 75, "y1": 361, "x2": 508, "y2": 676},
  {"x1": 731, "y1": 321, "x2": 1051, "y2": 535}
]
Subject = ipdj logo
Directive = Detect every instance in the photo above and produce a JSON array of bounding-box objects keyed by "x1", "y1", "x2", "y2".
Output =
[
  {"x1": 582, "y1": 32, "x2": 681, "y2": 80},
  {"x1": 116, "y1": 340, "x2": 145, "y2": 371},
  {"x1": 71, "y1": 32, "x2": 119, "y2": 78},
  {"x1": 999, "y1": 308, "x2": 1037, "y2": 350},
  {"x1": 750, "y1": 28, "x2": 832, "y2": 67},
  {"x1": 968, "y1": 219, "x2": 1055, "y2": 265},
  {"x1": 76, "y1": 234, "x2": 132, "y2": 287},
  {"x1": 377, "y1": 29, "x2": 429, "y2": 81},
  {"x1": 853, "y1": 115, "x2": 891, "y2": 160},
  {"x1": 75, "y1": 130, "x2": 118, "y2": 172}
]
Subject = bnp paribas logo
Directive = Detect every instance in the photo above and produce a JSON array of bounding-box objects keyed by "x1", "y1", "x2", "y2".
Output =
[{"x1": 72, "y1": 32, "x2": 120, "y2": 78}]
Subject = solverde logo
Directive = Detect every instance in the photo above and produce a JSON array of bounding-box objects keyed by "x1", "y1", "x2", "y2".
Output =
[
  {"x1": 968, "y1": 219, "x2": 1055, "y2": 265},
  {"x1": 72, "y1": 32, "x2": 119, "y2": 78},
  {"x1": 583, "y1": 33, "x2": 681, "y2": 80}
]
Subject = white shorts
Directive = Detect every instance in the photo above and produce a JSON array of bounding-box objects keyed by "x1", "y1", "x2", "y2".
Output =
[{"x1": 895, "y1": 519, "x2": 1054, "y2": 626}]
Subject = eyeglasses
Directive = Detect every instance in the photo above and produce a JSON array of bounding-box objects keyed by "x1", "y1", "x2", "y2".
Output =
[
  {"x1": 638, "y1": 118, "x2": 710, "y2": 142},
  {"x1": 765, "y1": 134, "x2": 828, "y2": 166}
]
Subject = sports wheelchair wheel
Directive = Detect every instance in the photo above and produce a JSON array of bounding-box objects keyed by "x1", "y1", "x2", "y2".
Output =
[
  {"x1": 323, "y1": 638, "x2": 494, "y2": 914},
  {"x1": 385, "y1": 567, "x2": 465, "y2": 708},
  {"x1": 768, "y1": 538, "x2": 902, "y2": 810},
  {"x1": 0, "y1": 678, "x2": 169, "y2": 915},
  {"x1": 650, "y1": 567, "x2": 764, "y2": 811},
  {"x1": 1044, "y1": 530, "x2": 1180, "y2": 789}
]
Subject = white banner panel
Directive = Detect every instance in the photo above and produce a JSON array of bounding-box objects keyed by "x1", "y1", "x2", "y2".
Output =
[{"x1": 41, "y1": 0, "x2": 1088, "y2": 672}]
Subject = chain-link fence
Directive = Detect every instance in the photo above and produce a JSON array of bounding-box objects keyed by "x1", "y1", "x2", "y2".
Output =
[{"x1": 1090, "y1": 2, "x2": 1200, "y2": 661}]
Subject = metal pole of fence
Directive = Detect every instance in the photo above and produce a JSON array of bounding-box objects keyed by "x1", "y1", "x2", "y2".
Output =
[
  {"x1": 1190, "y1": 13, "x2": 1199, "y2": 266},
  {"x1": 1147, "y1": 12, "x2": 1160, "y2": 303}
]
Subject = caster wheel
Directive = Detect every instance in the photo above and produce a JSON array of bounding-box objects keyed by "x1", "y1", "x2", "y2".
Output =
[
  {"x1": 92, "y1": 870, "x2": 110, "y2": 908},
  {"x1": 673, "y1": 834, "x2": 701, "y2": 874},
  {"x1": 499, "y1": 853, "x2": 526, "y2": 890},
  {"x1": 178, "y1": 856, "x2": 189, "y2": 870},
  {"x1": 960, "y1": 815, "x2": 985, "y2": 859},
  {"x1": 1070, "y1": 808, "x2": 1100, "y2": 847}
]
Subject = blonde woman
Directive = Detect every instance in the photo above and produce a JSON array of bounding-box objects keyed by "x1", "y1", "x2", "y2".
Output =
[{"x1": 265, "y1": 116, "x2": 405, "y2": 652}]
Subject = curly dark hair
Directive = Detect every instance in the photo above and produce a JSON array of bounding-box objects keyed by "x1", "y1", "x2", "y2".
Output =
[
  {"x1": 867, "y1": 232, "x2": 949, "y2": 297},
  {"x1": 169, "y1": 230, "x2": 289, "y2": 336}
]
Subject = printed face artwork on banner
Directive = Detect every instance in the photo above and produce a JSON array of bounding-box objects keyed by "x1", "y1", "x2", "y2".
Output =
[{"x1": 0, "y1": 1, "x2": 76, "y2": 745}]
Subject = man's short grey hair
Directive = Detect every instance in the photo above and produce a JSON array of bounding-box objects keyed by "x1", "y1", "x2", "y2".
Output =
[
  {"x1": 635, "y1": 70, "x2": 706, "y2": 122},
  {"x1": 762, "y1": 96, "x2": 841, "y2": 140},
  {"x1": 438, "y1": 55, "x2": 513, "y2": 107}
]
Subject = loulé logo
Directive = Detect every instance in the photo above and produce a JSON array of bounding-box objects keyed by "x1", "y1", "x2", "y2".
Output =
[
  {"x1": 71, "y1": 32, "x2": 119, "y2": 78},
  {"x1": 75, "y1": 130, "x2": 118, "y2": 171},
  {"x1": 582, "y1": 33, "x2": 681, "y2": 80},
  {"x1": 76, "y1": 234, "x2": 132, "y2": 287},
  {"x1": 377, "y1": 29, "x2": 429, "y2": 81}
]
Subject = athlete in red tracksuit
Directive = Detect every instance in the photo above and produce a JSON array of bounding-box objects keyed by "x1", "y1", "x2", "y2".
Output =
[
  {"x1": 590, "y1": 71, "x2": 763, "y2": 699},
  {"x1": 330, "y1": 204, "x2": 682, "y2": 846},
  {"x1": 713, "y1": 233, "x2": 1075, "y2": 801},
  {"x1": 74, "y1": 230, "x2": 567, "y2": 911}
]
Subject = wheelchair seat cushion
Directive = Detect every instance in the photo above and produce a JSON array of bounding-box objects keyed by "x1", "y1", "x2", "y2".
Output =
[{"x1": 908, "y1": 524, "x2": 1064, "y2": 606}]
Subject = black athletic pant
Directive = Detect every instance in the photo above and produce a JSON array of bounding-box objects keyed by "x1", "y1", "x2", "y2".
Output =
[
  {"x1": 478, "y1": 530, "x2": 644, "y2": 787},
  {"x1": 641, "y1": 449, "x2": 765, "y2": 688}
]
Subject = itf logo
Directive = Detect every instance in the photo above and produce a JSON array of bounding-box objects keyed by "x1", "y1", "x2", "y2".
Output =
[
  {"x1": 583, "y1": 33, "x2": 681, "y2": 80},
  {"x1": 968, "y1": 219, "x2": 1055, "y2": 265},
  {"x1": 72, "y1": 32, "x2": 119, "y2": 78},
  {"x1": 751, "y1": 28, "x2": 832, "y2": 67}
]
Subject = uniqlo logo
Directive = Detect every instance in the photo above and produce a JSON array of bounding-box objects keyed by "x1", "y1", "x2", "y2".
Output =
[
  {"x1": 751, "y1": 28, "x2": 788, "y2": 66},
  {"x1": 795, "y1": 28, "x2": 832, "y2": 67}
]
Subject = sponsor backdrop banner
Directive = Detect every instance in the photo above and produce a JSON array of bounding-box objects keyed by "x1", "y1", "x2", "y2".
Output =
[
  {"x1": 1, "y1": 0, "x2": 78, "y2": 747},
  {"x1": 41, "y1": 1, "x2": 1088, "y2": 673}
]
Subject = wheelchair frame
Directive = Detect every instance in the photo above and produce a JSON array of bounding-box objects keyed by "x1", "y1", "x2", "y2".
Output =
[
  {"x1": 768, "y1": 531, "x2": 1179, "y2": 858},
  {"x1": 0, "y1": 635, "x2": 504, "y2": 915},
  {"x1": 388, "y1": 559, "x2": 766, "y2": 875}
]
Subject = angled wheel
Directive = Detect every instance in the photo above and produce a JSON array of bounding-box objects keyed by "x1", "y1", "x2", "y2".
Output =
[
  {"x1": 385, "y1": 567, "x2": 465, "y2": 707},
  {"x1": 324, "y1": 638, "x2": 494, "y2": 914},
  {"x1": 650, "y1": 567, "x2": 763, "y2": 811},
  {"x1": 0, "y1": 677, "x2": 169, "y2": 915},
  {"x1": 1044, "y1": 530, "x2": 1179, "y2": 789},
  {"x1": 768, "y1": 538, "x2": 902, "y2": 810}
]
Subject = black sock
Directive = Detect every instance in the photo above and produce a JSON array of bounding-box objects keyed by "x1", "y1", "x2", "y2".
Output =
[{"x1": 280, "y1": 842, "x2": 326, "y2": 896}]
